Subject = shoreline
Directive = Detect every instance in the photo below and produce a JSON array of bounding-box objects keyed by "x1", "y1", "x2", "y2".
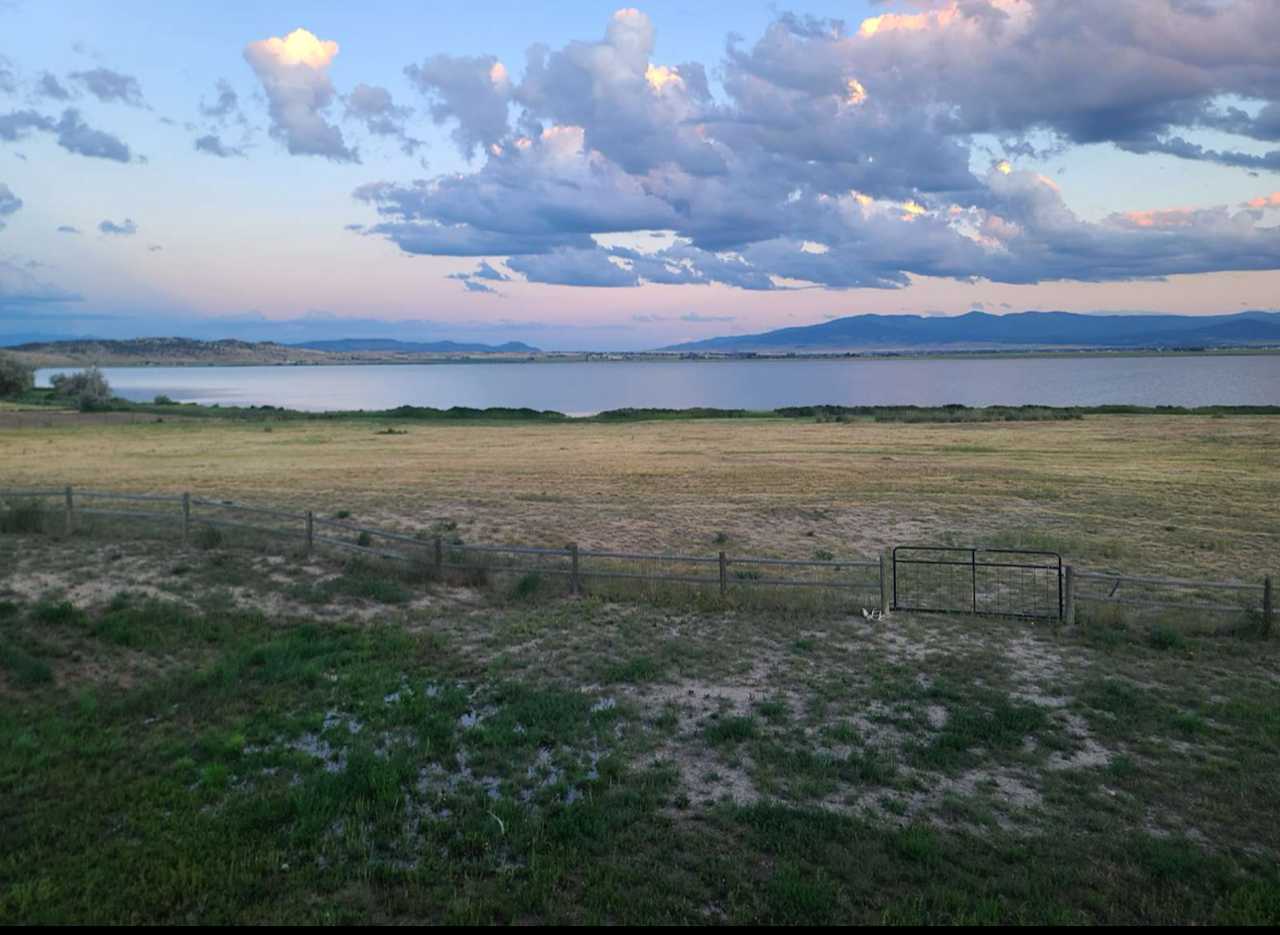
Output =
[{"x1": 19, "y1": 345, "x2": 1280, "y2": 370}]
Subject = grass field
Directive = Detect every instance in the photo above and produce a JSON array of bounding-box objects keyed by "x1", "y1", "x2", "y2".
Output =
[
  {"x1": 1, "y1": 412, "x2": 1277, "y2": 922},
  {"x1": 0, "y1": 532, "x2": 1277, "y2": 923},
  {"x1": 0, "y1": 411, "x2": 1277, "y2": 580}
]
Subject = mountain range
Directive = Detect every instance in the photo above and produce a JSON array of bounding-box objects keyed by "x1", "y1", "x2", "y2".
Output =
[{"x1": 661, "y1": 311, "x2": 1280, "y2": 353}]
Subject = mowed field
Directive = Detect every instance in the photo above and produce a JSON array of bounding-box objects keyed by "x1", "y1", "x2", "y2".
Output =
[{"x1": 0, "y1": 412, "x2": 1277, "y2": 580}]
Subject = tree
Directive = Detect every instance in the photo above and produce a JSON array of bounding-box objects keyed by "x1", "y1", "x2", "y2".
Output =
[
  {"x1": 0, "y1": 354, "x2": 34, "y2": 398},
  {"x1": 50, "y1": 365, "x2": 114, "y2": 411}
]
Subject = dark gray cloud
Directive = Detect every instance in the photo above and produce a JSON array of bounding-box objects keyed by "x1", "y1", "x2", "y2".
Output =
[
  {"x1": 56, "y1": 225, "x2": 80, "y2": 234},
  {"x1": 200, "y1": 79, "x2": 243, "y2": 123},
  {"x1": 0, "y1": 108, "x2": 132, "y2": 161},
  {"x1": 352, "y1": 4, "x2": 1280, "y2": 292},
  {"x1": 507, "y1": 248, "x2": 639, "y2": 287},
  {"x1": 0, "y1": 109, "x2": 55, "y2": 141},
  {"x1": 36, "y1": 72, "x2": 71, "y2": 100},
  {"x1": 472, "y1": 260, "x2": 510, "y2": 281},
  {"x1": 194, "y1": 133, "x2": 245, "y2": 158},
  {"x1": 98, "y1": 218, "x2": 137, "y2": 236},
  {"x1": 0, "y1": 181, "x2": 20, "y2": 229},
  {"x1": 244, "y1": 28, "x2": 358, "y2": 163},
  {"x1": 446, "y1": 259, "x2": 511, "y2": 294},
  {"x1": 54, "y1": 109, "x2": 132, "y2": 161},
  {"x1": 69, "y1": 67, "x2": 144, "y2": 106}
]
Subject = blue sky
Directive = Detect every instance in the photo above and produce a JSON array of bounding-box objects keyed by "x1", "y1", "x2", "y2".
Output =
[{"x1": 2, "y1": 0, "x2": 1280, "y2": 350}]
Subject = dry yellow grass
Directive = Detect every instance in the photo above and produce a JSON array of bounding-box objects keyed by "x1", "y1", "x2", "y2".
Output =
[{"x1": 1, "y1": 413, "x2": 1277, "y2": 579}]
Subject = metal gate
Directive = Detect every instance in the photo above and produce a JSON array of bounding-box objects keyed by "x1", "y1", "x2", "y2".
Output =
[{"x1": 892, "y1": 547, "x2": 1063, "y2": 620}]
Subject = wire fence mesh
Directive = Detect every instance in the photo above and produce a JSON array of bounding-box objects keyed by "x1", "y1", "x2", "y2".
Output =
[{"x1": 0, "y1": 486, "x2": 1270, "y2": 626}]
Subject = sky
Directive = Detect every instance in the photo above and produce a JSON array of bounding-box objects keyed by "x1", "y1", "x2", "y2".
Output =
[{"x1": 2, "y1": 0, "x2": 1280, "y2": 350}]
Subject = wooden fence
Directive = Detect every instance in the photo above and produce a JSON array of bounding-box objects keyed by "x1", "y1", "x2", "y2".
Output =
[{"x1": 0, "y1": 486, "x2": 1272, "y2": 632}]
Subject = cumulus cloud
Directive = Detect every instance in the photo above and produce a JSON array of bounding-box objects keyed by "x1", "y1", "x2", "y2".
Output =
[
  {"x1": 98, "y1": 218, "x2": 137, "y2": 236},
  {"x1": 0, "y1": 182, "x2": 20, "y2": 229},
  {"x1": 0, "y1": 107, "x2": 132, "y2": 161},
  {"x1": 54, "y1": 109, "x2": 132, "y2": 161},
  {"x1": 345, "y1": 83, "x2": 422, "y2": 154},
  {"x1": 352, "y1": 4, "x2": 1280, "y2": 292},
  {"x1": 244, "y1": 27, "x2": 357, "y2": 162},
  {"x1": 69, "y1": 67, "x2": 144, "y2": 106},
  {"x1": 404, "y1": 54, "x2": 511, "y2": 159},
  {"x1": 506, "y1": 247, "x2": 638, "y2": 287}
]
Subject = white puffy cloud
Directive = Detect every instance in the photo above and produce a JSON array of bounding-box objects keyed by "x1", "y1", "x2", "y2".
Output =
[
  {"x1": 404, "y1": 54, "x2": 512, "y2": 159},
  {"x1": 244, "y1": 28, "x2": 357, "y2": 162}
]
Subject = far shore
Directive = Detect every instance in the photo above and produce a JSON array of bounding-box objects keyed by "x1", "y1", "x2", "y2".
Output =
[{"x1": 21, "y1": 344, "x2": 1280, "y2": 371}]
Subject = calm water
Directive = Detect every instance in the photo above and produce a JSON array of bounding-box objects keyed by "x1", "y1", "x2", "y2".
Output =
[{"x1": 36, "y1": 355, "x2": 1280, "y2": 414}]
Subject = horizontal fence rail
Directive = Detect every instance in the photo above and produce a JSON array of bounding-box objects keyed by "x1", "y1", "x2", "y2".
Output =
[{"x1": 0, "y1": 486, "x2": 1272, "y2": 630}]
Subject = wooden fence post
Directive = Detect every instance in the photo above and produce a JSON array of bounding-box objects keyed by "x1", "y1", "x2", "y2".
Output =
[
  {"x1": 569, "y1": 543, "x2": 580, "y2": 596},
  {"x1": 182, "y1": 492, "x2": 191, "y2": 545},
  {"x1": 880, "y1": 549, "x2": 891, "y2": 614},
  {"x1": 719, "y1": 551, "x2": 728, "y2": 597},
  {"x1": 305, "y1": 510, "x2": 314, "y2": 555},
  {"x1": 1264, "y1": 576, "x2": 1273, "y2": 638},
  {"x1": 1064, "y1": 565, "x2": 1076, "y2": 626},
  {"x1": 63, "y1": 485, "x2": 73, "y2": 537}
]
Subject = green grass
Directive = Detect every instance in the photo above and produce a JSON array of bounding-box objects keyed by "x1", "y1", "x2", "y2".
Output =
[{"x1": 0, "y1": 538, "x2": 1277, "y2": 924}]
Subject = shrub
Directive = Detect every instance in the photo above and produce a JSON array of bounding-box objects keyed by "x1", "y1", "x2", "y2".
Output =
[
  {"x1": 510, "y1": 571, "x2": 543, "y2": 601},
  {"x1": 0, "y1": 354, "x2": 34, "y2": 398},
  {"x1": 0, "y1": 499, "x2": 45, "y2": 534},
  {"x1": 195, "y1": 524, "x2": 223, "y2": 550},
  {"x1": 153, "y1": 394, "x2": 175, "y2": 405},
  {"x1": 50, "y1": 366, "x2": 113, "y2": 411}
]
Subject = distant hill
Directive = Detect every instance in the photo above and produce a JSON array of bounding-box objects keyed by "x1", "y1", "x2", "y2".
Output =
[
  {"x1": 1, "y1": 336, "x2": 541, "y2": 368},
  {"x1": 661, "y1": 311, "x2": 1280, "y2": 353},
  {"x1": 293, "y1": 339, "x2": 539, "y2": 353}
]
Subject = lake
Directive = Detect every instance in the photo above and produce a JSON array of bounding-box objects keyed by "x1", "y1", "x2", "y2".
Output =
[{"x1": 35, "y1": 355, "x2": 1280, "y2": 414}]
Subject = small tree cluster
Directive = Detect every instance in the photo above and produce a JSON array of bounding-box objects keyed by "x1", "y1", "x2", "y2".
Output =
[
  {"x1": 0, "y1": 354, "x2": 34, "y2": 398},
  {"x1": 50, "y1": 366, "x2": 114, "y2": 411}
]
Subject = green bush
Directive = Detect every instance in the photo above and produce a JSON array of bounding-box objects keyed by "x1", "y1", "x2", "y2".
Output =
[
  {"x1": 50, "y1": 366, "x2": 113, "y2": 411},
  {"x1": 0, "y1": 354, "x2": 34, "y2": 398}
]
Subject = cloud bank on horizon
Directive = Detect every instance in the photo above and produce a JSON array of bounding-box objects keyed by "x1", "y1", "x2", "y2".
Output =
[{"x1": 2, "y1": 0, "x2": 1280, "y2": 345}]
